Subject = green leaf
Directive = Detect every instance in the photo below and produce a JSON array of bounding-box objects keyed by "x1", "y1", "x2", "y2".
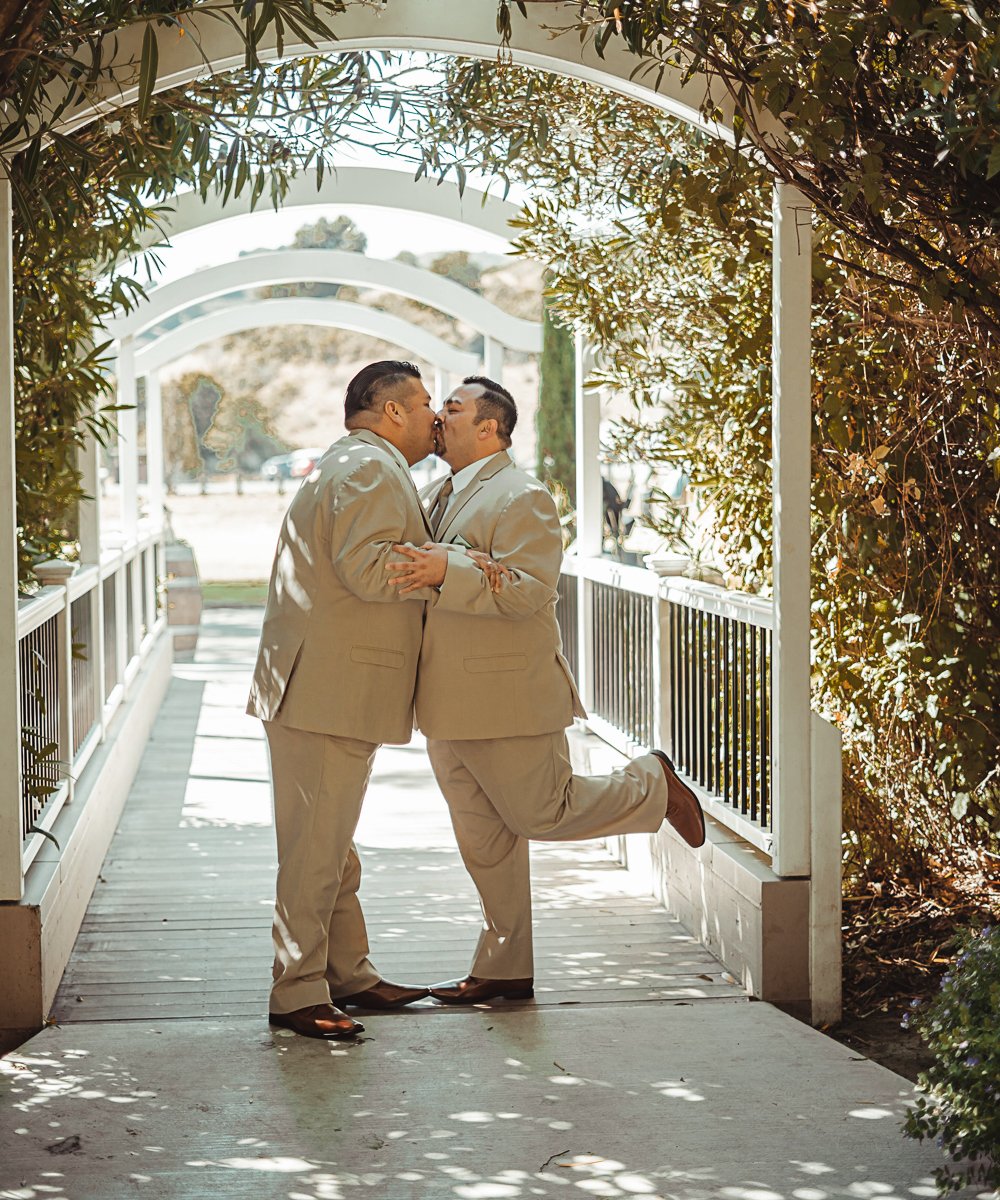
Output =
[{"x1": 138, "y1": 23, "x2": 159, "y2": 124}]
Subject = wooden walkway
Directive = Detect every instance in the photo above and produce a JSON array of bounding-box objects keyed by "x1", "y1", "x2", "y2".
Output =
[{"x1": 53, "y1": 609, "x2": 743, "y2": 1024}]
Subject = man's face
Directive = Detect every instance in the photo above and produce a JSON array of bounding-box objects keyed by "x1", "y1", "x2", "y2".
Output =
[
  {"x1": 435, "y1": 384, "x2": 487, "y2": 471},
  {"x1": 394, "y1": 377, "x2": 437, "y2": 464}
]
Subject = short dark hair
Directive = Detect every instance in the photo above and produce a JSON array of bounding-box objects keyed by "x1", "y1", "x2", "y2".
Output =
[
  {"x1": 463, "y1": 375, "x2": 517, "y2": 447},
  {"x1": 345, "y1": 360, "x2": 421, "y2": 422}
]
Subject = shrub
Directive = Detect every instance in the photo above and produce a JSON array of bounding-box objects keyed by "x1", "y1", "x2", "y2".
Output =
[{"x1": 904, "y1": 925, "x2": 1000, "y2": 1193}]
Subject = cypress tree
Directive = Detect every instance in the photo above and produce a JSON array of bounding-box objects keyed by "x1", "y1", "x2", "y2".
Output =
[{"x1": 536, "y1": 299, "x2": 576, "y2": 504}]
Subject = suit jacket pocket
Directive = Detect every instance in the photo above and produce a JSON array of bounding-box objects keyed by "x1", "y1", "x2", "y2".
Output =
[
  {"x1": 351, "y1": 644, "x2": 405, "y2": 669},
  {"x1": 464, "y1": 653, "x2": 528, "y2": 674}
]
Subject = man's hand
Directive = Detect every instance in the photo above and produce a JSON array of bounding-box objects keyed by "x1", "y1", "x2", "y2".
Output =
[
  {"x1": 387, "y1": 543, "x2": 512, "y2": 594},
  {"x1": 464, "y1": 549, "x2": 513, "y2": 593},
  {"x1": 386, "y1": 543, "x2": 449, "y2": 594}
]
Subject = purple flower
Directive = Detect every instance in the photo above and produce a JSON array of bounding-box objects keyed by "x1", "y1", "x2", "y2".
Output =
[{"x1": 964, "y1": 1055, "x2": 981, "y2": 1068}]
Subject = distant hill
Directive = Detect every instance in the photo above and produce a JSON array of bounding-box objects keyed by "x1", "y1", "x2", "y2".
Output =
[{"x1": 159, "y1": 246, "x2": 543, "y2": 473}]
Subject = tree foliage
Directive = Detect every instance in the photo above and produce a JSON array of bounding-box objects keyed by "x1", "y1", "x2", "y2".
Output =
[
  {"x1": 507, "y1": 1, "x2": 1000, "y2": 328},
  {"x1": 396, "y1": 58, "x2": 999, "y2": 861}
]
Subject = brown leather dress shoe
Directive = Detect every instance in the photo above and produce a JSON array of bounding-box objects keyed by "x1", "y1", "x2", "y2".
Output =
[
  {"x1": 429, "y1": 976, "x2": 534, "y2": 1005},
  {"x1": 268, "y1": 1003, "x2": 364, "y2": 1040},
  {"x1": 336, "y1": 980, "x2": 430, "y2": 1009},
  {"x1": 653, "y1": 751, "x2": 707, "y2": 848}
]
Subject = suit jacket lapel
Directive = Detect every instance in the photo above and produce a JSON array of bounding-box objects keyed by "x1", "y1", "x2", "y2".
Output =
[
  {"x1": 435, "y1": 451, "x2": 512, "y2": 543},
  {"x1": 351, "y1": 430, "x2": 432, "y2": 537}
]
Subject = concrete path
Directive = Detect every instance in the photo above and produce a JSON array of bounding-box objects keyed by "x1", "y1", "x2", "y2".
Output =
[{"x1": 0, "y1": 612, "x2": 969, "y2": 1198}]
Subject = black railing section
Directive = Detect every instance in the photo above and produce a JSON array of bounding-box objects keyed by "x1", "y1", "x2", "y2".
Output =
[
  {"x1": 591, "y1": 581, "x2": 655, "y2": 748},
  {"x1": 71, "y1": 590, "x2": 99, "y2": 756},
  {"x1": 555, "y1": 572, "x2": 579, "y2": 683},
  {"x1": 669, "y1": 603, "x2": 772, "y2": 829},
  {"x1": 19, "y1": 615, "x2": 62, "y2": 834},
  {"x1": 103, "y1": 575, "x2": 118, "y2": 699}
]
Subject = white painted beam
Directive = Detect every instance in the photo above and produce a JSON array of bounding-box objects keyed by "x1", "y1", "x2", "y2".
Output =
[
  {"x1": 770, "y1": 181, "x2": 813, "y2": 879},
  {"x1": 127, "y1": 167, "x2": 520, "y2": 258},
  {"x1": 132, "y1": 298, "x2": 481, "y2": 378},
  {"x1": 0, "y1": 178, "x2": 23, "y2": 900},
  {"x1": 106, "y1": 250, "x2": 542, "y2": 355},
  {"x1": 27, "y1": 3, "x2": 760, "y2": 150}
]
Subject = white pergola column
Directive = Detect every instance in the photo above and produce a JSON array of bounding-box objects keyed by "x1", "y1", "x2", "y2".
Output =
[
  {"x1": 143, "y1": 372, "x2": 165, "y2": 534},
  {"x1": 78, "y1": 427, "x2": 102, "y2": 563},
  {"x1": 574, "y1": 331, "x2": 602, "y2": 712},
  {"x1": 117, "y1": 338, "x2": 139, "y2": 542},
  {"x1": 0, "y1": 178, "x2": 23, "y2": 900},
  {"x1": 434, "y1": 368, "x2": 451, "y2": 408},
  {"x1": 483, "y1": 336, "x2": 504, "y2": 384},
  {"x1": 770, "y1": 181, "x2": 813, "y2": 879}
]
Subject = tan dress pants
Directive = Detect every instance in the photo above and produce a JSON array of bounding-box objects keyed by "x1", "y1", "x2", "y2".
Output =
[
  {"x1": 426, "y1": 731, "x2": 667, "y2": 980},
  {"x1": 264, "y1": 721, "x2": 382, "y2": 1014}
]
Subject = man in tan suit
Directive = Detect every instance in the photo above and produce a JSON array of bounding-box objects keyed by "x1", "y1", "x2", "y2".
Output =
[
  {"x1": 248, "y1": 360, "x2": 443, "y2": 1039},
  {"x1": 388, "y1": 376, "x2": 705, "y2": 1005}
]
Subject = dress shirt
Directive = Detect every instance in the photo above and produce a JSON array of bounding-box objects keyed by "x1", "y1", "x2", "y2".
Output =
[{"x1": 439, "y1": 451, "x2": 507, "y2": 523}]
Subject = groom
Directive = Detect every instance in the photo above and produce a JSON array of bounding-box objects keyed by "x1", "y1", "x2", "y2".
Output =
[
  {"x1": 248, "y1": 360, "x2": 441, "y2": 1040},
  {"x1": 389, "y1": 376, "x2": 706, "y2": 1004}
]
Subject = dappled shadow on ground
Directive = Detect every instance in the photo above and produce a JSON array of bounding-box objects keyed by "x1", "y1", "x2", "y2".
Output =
[{"x1": 1, "y1": 1004, "x2": 964, "y2": 1200}]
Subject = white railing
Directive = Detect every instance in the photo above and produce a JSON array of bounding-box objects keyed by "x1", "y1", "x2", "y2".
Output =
[
  {"x1": 559, "y1": 556, "x2": 783, "y2": 863},
  {"x1": 15, "y1": 527, "x2": 165, "y2": 878}
]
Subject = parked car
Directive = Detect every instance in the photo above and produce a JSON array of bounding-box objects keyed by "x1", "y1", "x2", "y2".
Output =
[{"x1": 261, "y1": 448, "x2": 326, "y2": 482}]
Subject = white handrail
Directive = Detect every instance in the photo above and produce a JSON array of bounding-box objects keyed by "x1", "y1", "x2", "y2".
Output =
[
  {"x1": 17, "y1": 586, "x2": 65, "y2": 639},
  {"x1": 660, "y1": 577, "x2": 773, "y2": 631}
]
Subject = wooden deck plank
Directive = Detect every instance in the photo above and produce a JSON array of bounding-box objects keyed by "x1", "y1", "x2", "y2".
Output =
[{"x1": 51, "y1": 609, "x2": 744, "y2": 1024}]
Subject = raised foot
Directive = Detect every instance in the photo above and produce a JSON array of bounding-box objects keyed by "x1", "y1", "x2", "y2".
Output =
[{"x1": 653, "y1": 751, "x2": 707, "y2": 848}]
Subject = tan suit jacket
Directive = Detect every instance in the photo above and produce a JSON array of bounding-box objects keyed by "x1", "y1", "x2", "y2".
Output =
[
  {"x1": 247, "y1": 429, "x2": 432, "y2": 744},
  {"x1": 415, "y1": 452, "x2": 585, "y2": 740}
]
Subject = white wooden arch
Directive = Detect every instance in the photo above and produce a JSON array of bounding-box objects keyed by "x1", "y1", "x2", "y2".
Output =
[
  {"x1": 131, "y1": 166, "x2": 521, "y2": 258},
  {"x1": 108, "y1": 249, "x2": 542, "y2": 355},
  {"x1": 0, "y1": 2, "x2": 835, "y2": 1027},
  {"x1": 130, "y1": 297, "x2": 481, "y2": 378},
  {"x1": 44, "y1": 3, "x2": 755, "y2": 145}
]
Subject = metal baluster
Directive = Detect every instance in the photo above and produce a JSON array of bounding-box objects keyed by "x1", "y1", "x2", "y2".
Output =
[
  {"x1": 762, "y1": 627, "x2": 771, "y2": 829},
  {"x1": 671, "y1": 604, "x2": 679, "y2": 759},
  {"x1": 749, "y1": 624, "x2": 759, "y2": 823},
  {"x1": 734, "y1": 619, "x2": 739, "y2": 816}
]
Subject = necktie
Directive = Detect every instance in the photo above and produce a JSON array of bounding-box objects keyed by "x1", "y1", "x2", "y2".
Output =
[{"x1": 428, "y1": 477, "x2": 454, "y2": 537}]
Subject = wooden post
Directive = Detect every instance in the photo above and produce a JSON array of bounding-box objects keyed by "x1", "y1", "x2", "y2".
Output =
[
  {"x1": 0, "y1": 177, "x2": 23, "y2": 900},
  {"x1": 144, "y1": 372, "x2": 165, "y2": 535},
  {"x1": 434, "y1": 368, "x2": 450, "y2": 408},
  {"x1": 770, "y1": 182, "x2": 813, "y2": 879},
  {"x1": 574, "y1": 332, "x2": 602, "y2": 710},
  {"x1": 78, "y1": 428, "x2": 102, "y2": 563},
  {"x1": 118, "y1": 337, "x2": 139, "y2": 543},
  {"x1": 483, "y1": 337, "x2": 503, "y2": 385}
]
